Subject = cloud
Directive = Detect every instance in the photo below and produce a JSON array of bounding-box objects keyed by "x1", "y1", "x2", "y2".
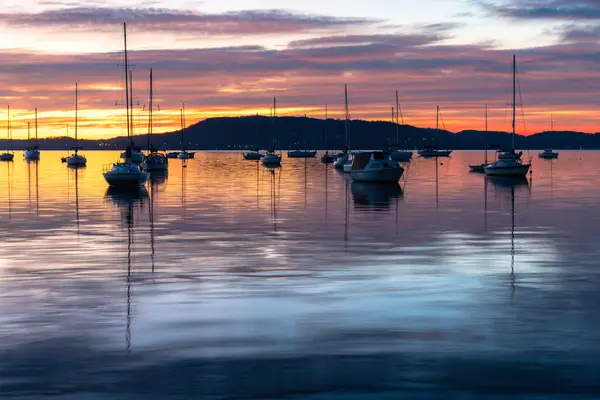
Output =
[
  {"x1": 478, "y1": 0, "x2": 600, "y2": 21},
  {"x1": 0, "y1": 7, "x2": 378, "y2": 35}
]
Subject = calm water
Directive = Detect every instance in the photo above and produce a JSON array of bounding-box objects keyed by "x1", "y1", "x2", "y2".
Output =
[{"x1": 1, "y1": 150, "x2": 600, "y2": 399}]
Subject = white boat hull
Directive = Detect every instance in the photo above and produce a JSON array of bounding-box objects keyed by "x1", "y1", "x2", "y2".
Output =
[
  {"x1": 484, "y1": 164, "x2": 530, "y2": 176},
  {"x1": 334, "y1": 155, "x2": 348, "y2": 169},
  {"x1": 24, "y1": 150, "x2": 40, "y2": 160},
  {"x1": 0, "y1": 153, "x2": 14, "y2": 161},
  {"x1": 390, "y1": 151, "x2": 412, "y2": 162},
  {"x1": 66, "y1": 154, "x2": 87, "y2": 166},
  {"x1": 104, "y1": 172, "x2": 148, "y2": 187},
  {"x1": 351, "y1": 167, "x2": 404, "y2": 183}
]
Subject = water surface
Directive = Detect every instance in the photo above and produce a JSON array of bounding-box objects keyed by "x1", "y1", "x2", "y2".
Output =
[{"x1": 1, "y1": 150, "x2": 599, "y2": 399}]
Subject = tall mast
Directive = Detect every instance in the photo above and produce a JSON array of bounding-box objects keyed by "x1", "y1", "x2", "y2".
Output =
[
  {"x1": 551, "y1": 113, "x2": 554, "y2": 131},
  {"x1": 395, "y1": 90, "x2": 400, "y2": 145},
  {"x1": 35, "y1": 108, "x2": 38, "y2": 146},
  {"x1": 180, "y1": 107, "x2": 184, "y2": 146},
  {"x1": 272, "y1": 97, "x2": 276, "y2": 149},
  {"x1": 147, "y1": 68, "x2": 153, "y2": 151},
  {"x1": 344, "y1": 85, "x2": 349, "y2": 150},
  {"x1": 485, "y1": 104, "x2": 488, "y2": 164},
  {"x1": 7, "y1": 105, "x2": 10, "y2": 152},
  {"x1": 75, "y1": 82, "x2": 78, "y2": 153},
  {"x1": 436, "y1": 105, "x2": 439, "y2": 129},
  {"x1": 129, "y1": 70, "x2": 134, "y2": 145},
  {"x1": 28, "y1": 122, "x2": 30, "y2": 142},
  {"x1": 324, "y1": 104, "x2": 328, "y2": 151},
  {"x1": 123, "y1": 22, "x2": 130, "y2": 141},
  {"x1": 512, "y1": 54, "x2": 516, "y2": 151}
]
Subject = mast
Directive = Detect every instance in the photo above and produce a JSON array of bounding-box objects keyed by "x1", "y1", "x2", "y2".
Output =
[
  {"x1": 147, "y1": 68, "x2": 153, "y2": 151},
  {"x1": 344, "y1": 85, "x2": 349, "y2": 151},
  {"x1": 7, "y1": 105, "x2": 10, "y2": 152},
  {"x1": 180, "y1": 107, "x2": 184, "y2": 146},
  {"x1": 324, "y1": 104, "x2": 328, "y2": 151},
  {"x1": 35, "y1": 108, "x2": 38, "y2": 147},
  {"x1": 551, "y1": 113, "x2": 554, "y2": 131},
  {"x1": 512, "y1": 54, "x2": 516, "y2": 151},
  {"x1": 485, "y1": 104, "x2": 488, "y2": 164},
  {"x1": 123, "y1": 23, "x2": 130, "y2": 141},
  {"x1": 28, "y1": 122, "x2": 30, "y2": 142},
  {"x1": 395, "y1": 90, "x2": 400, "y2": 145},
  {"x1": 272, "y1": 97, "x2": 276, "y2": 149},
  {"x1": 436, "y1": 105, "x2": 439, "y2": 130},
  {"x1": 129, "y1": 70, "x2": 134, "y2": 145},
  {"x1": 75, "y1": 82, "x2": 78, "y2": 154}
]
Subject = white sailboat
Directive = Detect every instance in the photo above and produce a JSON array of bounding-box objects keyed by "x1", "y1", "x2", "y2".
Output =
[
  {"x1": 243, "y1": 119, "x2": 264, "y2": 160},
  {"x1": 262, "y1": 97, "x2": 282, "y2": 166},
  {"x1": 104, "y1": 23, "x2": 148, "y2": 187},
  {"x1": 418, "y1": 105, "x2": 452, "y2": 157},
  {"x1": 23, "y1": 109, "x2": 40, "y2": 160},
  {"x1": 389, "y1": 91, "x2": 412, "y2": 162},
  {"x1": 142, "y1": 69, "x2": 168, "y2": 171},
  {"x1": 485, "y1": 55, "x2": 531, "y2": 177},
  {"x1": 539, "y1": 114, "x2": 559, "y2": 159},
  {"x1": 334, "y1": 85, "x2": 351, "y2": 169},
  {"x1": 1, "y1": 106, "x2": 14, "y2": 162},
  {"x1": 66, "y1": 83, "x2": 87, "y2": 167},
  {"x1": 178, "y1": 102, "x2": 191, "y2": 160},
  {"x1": 469, "y1": 105, "x2": 490, "y2": 172}
]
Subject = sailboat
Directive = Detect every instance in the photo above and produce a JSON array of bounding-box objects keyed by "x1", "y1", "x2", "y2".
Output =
[
  {"x1": 104, "y1": 23, "x2": 148, "y2": 187},
  {"x1": 243, "y1": 118, "x2": 264, "y2": 160},
  {"x1": 485, "y1": 55, "x2": 531, "y2": 177},
  {"x1": 418, "y1": 105, "x2": 452, "y2": 157},
  {"x1": 389, "y1": 91, "x2": 412, "y2": 162},
  {"x1": 321, "y1": 104, "x2": 335, "y2": 164},
  {"x1": 24, "y1": 109, "x2": 40, "y2": 160},
  {"x1": 1, "y1": 106, "x2": 14, "y2": 161},
  {"x1": 142, "y1": 69, "x2": 168, "y2": 171},
  {"x1": 177, "y1": 102, "x2": 191, "y2": 160},
  {"x1": 120, "y1": 69, "x2": 144, "y2": 165},
  {"x1": 334, "y1": 85, "x2": 351, "y2": 169},
  {"x1": 469, "y1": 105, "x2": 490, "y2": 172},
  {"x1": 539, "y1": 114, "x2": 559, "y2": 159},
  {"x1": 262, "y1": 97, "x2": 282, "y2": 166},
  {"x1": 65, "y1": 83, "x2": 87, "y2": 167}
]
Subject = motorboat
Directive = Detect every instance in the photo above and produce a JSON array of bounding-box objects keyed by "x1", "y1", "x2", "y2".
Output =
[
  {"x1": 103, "y1": 162, "x2": 148, "y2": 187},
  {"x1": 143, "y1": 151, "x2": 168, "y2": 171},
  {"x1": 349, "y1": 151, "x2": 404, "y2": 182},
  {"x1": 244, "y1": 151, "x2": 263, "y2": 160},
  {"x1": 262, "y1": 151, "x2": 281, "y2": 166},
  {"x1": 539, "y1": 149, "x2": 559, "y2": 159},
  {"x1": 418, "y1": 146, "x2": 452, "y2": 157},
  {"x1": 287, "y1": 150, "x2": 317, "y2": 158}
]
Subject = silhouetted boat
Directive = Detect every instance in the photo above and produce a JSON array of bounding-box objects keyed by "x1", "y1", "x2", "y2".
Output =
[
  {"x1": 389, "y1": 91, "x2": 412, "y2": 162},
  {"x1": 142, "y1": 69, "x2": 168, "y2": 172},
  {"x1": 178, "y1": 103, "x2": 192, "y2": 160},
  {"x1": 1, "y1": 105, "x2": 14, "y2": 162},
  {"x1": 262, "y1": 97, "x2": 281, "y2": 167},
  {"x1": 335, "y1": 86, "x2": 351, "y2": 169},
  {"x1": 469, "y1": 105, "x2": 489, "y2": 172},
  {"x1": 66, "y1": 83, "x2": 87, "y2": 167},
  {"x1": 23, "y1": 109, "x2": 40, "y2": 160},
  {"x1": 418, "y1": 105, "x2": 452, "y2": 157},
  {"x1": 288, "y1": 150, "x2": 317, "y2": 158},
  {"x1": 539, "y1": 149, "x2": 559, "y2": 159}
]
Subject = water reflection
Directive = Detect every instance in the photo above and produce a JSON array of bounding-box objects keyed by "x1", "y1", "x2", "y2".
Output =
[{"x1": 351, "y1": 182, "x2": 402, "y2": 209}]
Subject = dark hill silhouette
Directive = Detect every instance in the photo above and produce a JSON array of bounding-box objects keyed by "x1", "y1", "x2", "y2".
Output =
[{"x1": 0, "y1": 116, "x2": 597, "y2": 150}]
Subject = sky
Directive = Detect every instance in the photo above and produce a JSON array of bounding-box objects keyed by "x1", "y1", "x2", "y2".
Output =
[{"x1": 1, "y1": 0, "x2": 600, "y2": 139}]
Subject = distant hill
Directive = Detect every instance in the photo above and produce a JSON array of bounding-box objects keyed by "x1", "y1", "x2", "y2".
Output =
[{"x1": 0, "y1": 116, "x2": 597, "y2": 150}]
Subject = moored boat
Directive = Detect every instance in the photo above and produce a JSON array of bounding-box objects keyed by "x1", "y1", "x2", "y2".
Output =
[
  {"x1": 539, "y1": 149, "x2": 559, "y2": 159},
  {"x1": 349, "y1": 151, "x2": 404, "y2": 183}
]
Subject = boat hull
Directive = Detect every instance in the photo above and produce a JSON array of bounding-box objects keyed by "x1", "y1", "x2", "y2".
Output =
[
  {"x1": 287, "y1": 150, "x2": 317, "y2": 158},
  {"x1": 0, "y1": 153, "x2": 14, "y2": 161},
  {"x1": 484, "y1": 164, "x2": 530, "y2": 176},
  {"x1": 418, "y1": 150, "x2": 452, "y2": 157},
  {"x1": 244, "y1": 152, "x2": 263, "y2": 160},
  {"x1": 262, "y1": 154, "x2": 281, "y2": 166},
  {"x1": 166, "y1": 152, "x2": 179, "y2": 159},
  {"x1": 321, "y1": 155, "x2": 335, "y2": 164},
  {"x1": 178, "y1": 152, "x2": 191, "y2": 160},
  {"x1": 469, "y1": 163, "x2": 486, "y2": 172},
  {"x1": 23, "y1": 150, "x2": 40, "y2": 160},
  {"x1": 66, "y1": 155, "x2": 87, "y2": 166},
  {"x1": 104, "y1": 171, "x2": 148, "y2": 187},
  {"x1": 143, "y1": 155, "x2": 168, "y2": 171},
  {"x1": 539, "y1": 153, "x2": 558, "y2": 159},
  {"x1": 390, "y1": 151, "x2": 413, "y2": 162},
  {"x1": 351, "y1": 167, "x2": 404, "y2": 183}
]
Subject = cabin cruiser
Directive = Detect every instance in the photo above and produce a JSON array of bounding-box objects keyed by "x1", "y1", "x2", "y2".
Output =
[
  {"x1": 484, "y1": 150, "x2": 530, "y2": 177},
  {"x1": 287, "y1": 150, "x2": 317, "y2": 158},
  {"x1": 349, "y1": 151, "x2": 404, "y2": 183},
  {"x1": 538, "y1": 149, "x2": 559, "y2": 159}
]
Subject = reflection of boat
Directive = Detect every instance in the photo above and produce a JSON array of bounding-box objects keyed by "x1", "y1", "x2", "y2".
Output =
[
  {"x1": 66, "y1": 83, "x2": 87, "y2": 167},
  {"x1": 349, "y1": 151, "x2": 404, "y2": 183},
  {"x1": 149, "y1": 169, "x2": 168, "y2": 185},
  {"x1": 486, "y1": 175, "x2": 530, "y2": 190},
  {"x1": 389, "y1": 91, "x2": 413, "y2": 162},
  {"x1": 288, "y1": 150, "x2": 317, "y2": 158},
  {"x1": 351, "y1": 181, "x2": 402, "y2": 207},
  {"x1": 24, "y1": 109, "x2": 40, "y2": 160},
  {"x1": 485, "y1": 55, "x2": 531, "y2": 177},
  {"x1": 142, "y1": 69, "x2": 168, "y2": 172},
  {"x1": 105, "y1": 185, "x2": 149, "y2": 207},
  {"x1": 539, "y1": 149, "x2": 559, "y2": 159},
  {"x1": 1, "y1": 105, "x2": 14, "y2": 162}
]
